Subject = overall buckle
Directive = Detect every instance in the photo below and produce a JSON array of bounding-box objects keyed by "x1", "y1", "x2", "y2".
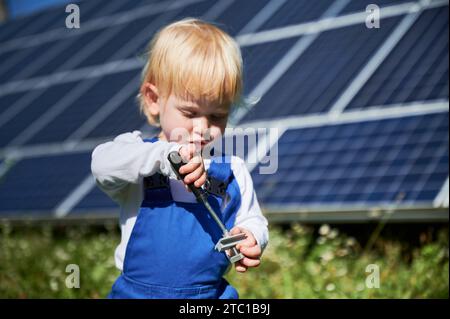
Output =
[
  {"x1": 204, "y1": 176, "x2": 227, "y2": 197},
  {"x1": 144, "y1": 173, "x2": 169, "y2": 189}
]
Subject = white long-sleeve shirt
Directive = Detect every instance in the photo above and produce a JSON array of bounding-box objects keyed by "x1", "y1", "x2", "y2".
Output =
[{"x1": 91, "y1": 130, "x2": 269, "y2": 271}]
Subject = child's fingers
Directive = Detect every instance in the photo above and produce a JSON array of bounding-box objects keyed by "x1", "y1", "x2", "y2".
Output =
[
  {"x1": 179, "y1": 160, "x2": 201, "y2": 175},
  {"x1": 239, "y1": 245, "x2": 262, "y2": 259},
  {"x1": 179, "y1": 144, "x2": 201, "y2": 164},
  {"x1": 240, "y1": 257, "x2": 260, "y2": 268},
  {"x1": 179, "y1": 145, "x2": 194, "y2": 162},
  {"x1": 234, "y1": 261, "x2": 247, "y2": 272},
  {"x1": 184, "y1": 166, "x2": 205, "y2": 185},
  {"x1": 194, "y1": 172, "x2": 207, "y2": 188},
  {"x1": 190, "y1": 154, "x2": 203, "y2": 164},
  {"x1": 236, "y1": 236, "x2": 256, "y2": 250}
]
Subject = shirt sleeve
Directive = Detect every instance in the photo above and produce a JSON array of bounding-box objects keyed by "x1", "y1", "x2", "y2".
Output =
[
  {"x1": 231, "y1": 156, "x2": 269, "y2": 254},
  {"x1": 91, "y1": 130, "x2": 181, "y2": 203}
]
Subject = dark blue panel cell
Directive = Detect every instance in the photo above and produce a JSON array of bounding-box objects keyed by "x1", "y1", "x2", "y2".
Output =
[
  {"x1": 28, "y1": 28, "x2": 112, "y2": 79},
  {"x1": 0, "y1": 44, "x2": 47, "y2": 82},
  {"x1": 258, "y1": 0, "x2": 335, "y2": 31},
  {"x1": 73, "y1": 186, "x2": 117, "y2": 214},
  {"x1": 85, "y1": 93, "x2": 149, "y2": 139},
  {"x1": 0, "y1": 9, "x2": 59, "y2": 42},
  {"x1": 241, "y1": 37, "x2": 299, "y2": 95},
  {"x1": 25, "y1": 70, "x2": 139, "y2": 146},
  {"x1": 0, "y1": 92, "x2": 24, "y2": 118},
  {"x1": 76, "y1": 15, "x2": 159, "y2": 69},
  {"x1": 251, "y1": 112, "x2": 449, "y2": 207},
  {"x1": 213, "y1": 0, "x2": 271, "y2": 36},
  {"x1": 0, "y1": 8, "x2": 52, "y2": 43},
  {"x1": 0, "y1": 81, "x2": 75, "y2": 148},
  {"x1": 0, "y1": 152, "x2": 91, "y2": 215},
  {"x1": 240, "y1": 16, "x2": 401, "y2": 122},
  {"x1": 347, "y1": 7, "x2": 449, "y2": 109}
]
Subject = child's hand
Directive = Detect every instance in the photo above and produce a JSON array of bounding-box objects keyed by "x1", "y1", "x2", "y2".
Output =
[
  {"x1": 229, "y1": 227, "x2": 261, "y2": 272},
  {"x1": 178, "y1": 144, "x2": 207, "y2": 189}
]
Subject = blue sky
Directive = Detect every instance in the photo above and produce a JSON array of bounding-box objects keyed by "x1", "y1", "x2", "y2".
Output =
[{"x1": 6, "y1": 0, "x2": 74, "y2": 18}]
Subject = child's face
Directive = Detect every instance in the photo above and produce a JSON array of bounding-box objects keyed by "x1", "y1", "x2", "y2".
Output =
[{"x1": 143, "y1": 83, "x2": 229, "y2": 149}]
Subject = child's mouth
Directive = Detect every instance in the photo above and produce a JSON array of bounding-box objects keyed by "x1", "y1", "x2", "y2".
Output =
[{"x1": 189, "y1": 139, "x2": 210, "y2": 146}]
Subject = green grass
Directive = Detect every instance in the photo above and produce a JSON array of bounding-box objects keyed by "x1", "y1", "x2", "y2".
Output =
[{"x1": 0, "y1": 222, "x2": 448, "y2": 298}]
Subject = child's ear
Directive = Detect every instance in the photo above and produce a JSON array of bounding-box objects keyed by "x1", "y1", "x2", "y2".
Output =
[{"x1": 141, "y1": 82, "x2": 160, "y2": 118}]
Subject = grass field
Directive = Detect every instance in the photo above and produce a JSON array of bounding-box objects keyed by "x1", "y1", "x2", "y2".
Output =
[{"x1": 0, "y1": 221, "x2": 448, "y2": 298}]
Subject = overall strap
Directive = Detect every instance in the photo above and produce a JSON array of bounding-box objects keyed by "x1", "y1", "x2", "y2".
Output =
[
  {"x1": 205, "y1": 156, "x2": 232, "y2": 198},
  {"x1": 207, "y1": 156, "x2": 233, "y2": 183},
  {"x1": 141, "y1": 136, "x2": 172, "y2": 203},
  {"x1": 207, "y1": 156, "x2": 242, "y2": 229},
  {"x1": 143, "y1": 136, "x2": 159, "y2": 143}
]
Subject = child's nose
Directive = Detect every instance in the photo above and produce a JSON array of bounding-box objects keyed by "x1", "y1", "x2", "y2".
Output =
[{"x1": 193, "y1": 116, "x2": 210, "y2": 131}]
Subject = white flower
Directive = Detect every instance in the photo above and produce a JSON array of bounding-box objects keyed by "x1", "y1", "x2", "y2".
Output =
[
  {"x1": 326, "y1": 283, "x2": 336, "y2": 291},
  {"x1": 319, "y1": 224, "x2": 330, "y2": 236},
  {"x1": 321, "y1": 251, "x2": 334, "y2": 262},
  {"x1": 328, "y1": 229, "x2": 339, "y2": 239}
]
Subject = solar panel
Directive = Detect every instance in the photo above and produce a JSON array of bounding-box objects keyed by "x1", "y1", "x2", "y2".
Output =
[
  {"x1": 0, "y1": 3, "x2": 66, "y2": 42},
  {"x1": 0, "y1": 152, "x2": 91, "y2": 217},
  {"x1": 347, "y1": 7, "x2": 449, "y2": 110},
  {"x1": 242, "y1": 37, "x2": 300, "y2": 96},
  {"x1": 251, "y1": 112, "x2": 449, "y2": 207},
  {"x1": 0, "y1": 0, "x2": 162, "y2": 43},
  {"x1": 25, "y1": 70, "x2": 138, "y2": 146},
  {"x1": 239, "y1": 16, "x2": 402, "y2": 123},
  {"x1": 0, "y1": 0, "x2": 447, "y2": 221},
  {"x1": 0, "y1": 0, "x2": 206, "y2": 84},
  {"x1": 73, "y1": 184, "x2": 117, "y2": 215},
  {"x1": 0, "y1": 81, "x2": 76, "y2": 148},
  {"x1": 17, "y1": 28, "x2": 108, "y2": 80},
  {"x1": 83, "y1": 91, "x2": 148, "y2": 140},
  {"x1": 0, "y1": 0, "x2": 131, "y2": 82},
  {"x1": 0, "y1": 92, "x2": 23, "y2": 118},
  {"x1": 0, "y1": 1, "x2": 176, "y2": 83}
]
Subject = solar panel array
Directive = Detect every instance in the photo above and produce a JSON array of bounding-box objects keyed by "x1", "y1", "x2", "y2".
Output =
[
  {"x1": 0, "y1": 0, "x2": 448, "y2": 221},
  {"x1": 253, "y1": 112, "x2": 448, "y2": 206}
]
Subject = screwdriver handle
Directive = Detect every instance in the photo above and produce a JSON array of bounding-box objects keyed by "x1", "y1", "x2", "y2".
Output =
[{"x1": 167, "y1": 151, "x2": 208, "y2": 203}]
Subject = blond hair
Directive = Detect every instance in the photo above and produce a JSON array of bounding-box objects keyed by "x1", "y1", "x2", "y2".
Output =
[{"x1": 137, "y1": 18, "x2": 243, "y2": 125}]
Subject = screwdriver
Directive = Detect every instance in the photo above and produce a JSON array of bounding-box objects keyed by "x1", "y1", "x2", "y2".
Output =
[{"x1": 167, "y1": 151, "x2": 246, "y2": 263}]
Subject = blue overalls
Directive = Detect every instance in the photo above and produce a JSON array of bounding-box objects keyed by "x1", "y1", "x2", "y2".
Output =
[{"x1": 108, "y1": 137, "x2": 241, "y2": 299}]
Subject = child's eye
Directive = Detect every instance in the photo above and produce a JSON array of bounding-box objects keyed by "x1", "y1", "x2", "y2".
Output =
[
  {"x1": 210, "y1": 114, "x2": 227, "y2": 121},
  {"x1": 182, "y1": 112, "x2": 196, "y2": 118}
]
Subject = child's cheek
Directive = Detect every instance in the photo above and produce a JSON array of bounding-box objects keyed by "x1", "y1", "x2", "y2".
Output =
[{"x1": 208, "y1": 126, "x2": 223, "y2": 142}]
